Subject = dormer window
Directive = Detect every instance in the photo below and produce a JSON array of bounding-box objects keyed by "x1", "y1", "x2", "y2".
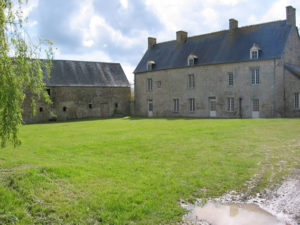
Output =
[
  {"x1": 250, "y1": 43, "x2": 261, "y2": 59},
  {"x1": 147, "y1": 60, "x2": 155, "y2": 71},
  {"x1": 187, "y1": 54, "x2": 198, "y2": 66}
]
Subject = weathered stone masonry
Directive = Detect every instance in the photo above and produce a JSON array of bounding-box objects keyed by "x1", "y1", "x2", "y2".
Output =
[
  {"x1": 23, "y1": 60, "x2": 130, "y2": 123},
  {"x1": 134, "y1": 6, "x2": 300, "y2": 118}
]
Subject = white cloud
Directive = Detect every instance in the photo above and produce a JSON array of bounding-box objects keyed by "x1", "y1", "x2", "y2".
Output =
[
  {"x1": 120, "y1": 62, "x2": 135, "y2": 84},
  {"x1": 246, "y1": 0, "x2": 300, "y2": 26},
  {"x1": 120, "y1": 0, "x2": 128, "y2": 9},
  {"x1": 55, "y1": 48, "x2": 112, "y2": 62}
]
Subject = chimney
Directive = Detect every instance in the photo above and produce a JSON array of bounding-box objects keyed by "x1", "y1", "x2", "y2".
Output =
[
  {"x1": 229, "y1": 19, "x2": 238, "y2": 31},
  {"x1": 148, "y1": 37, "x2": 156, "y2": 49},
  {"x1": 286, "y1": 6, "x2": 296, "y2": 26},
  {"x1": 176, "y1": 31, "x2": 188, "y2": 44}
]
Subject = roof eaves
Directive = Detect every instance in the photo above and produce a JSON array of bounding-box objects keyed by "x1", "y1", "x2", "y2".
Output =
[{"x1": 134, "y1": 57, "x2": 281, "y2": 74}]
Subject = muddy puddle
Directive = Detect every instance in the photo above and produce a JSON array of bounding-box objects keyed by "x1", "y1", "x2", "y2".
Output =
[
  {"x1": 183, "y1": 202, "x2": 288, "y2": 225},
  {"x1": 182, "y1": 170, "x2": 300, "y2": 225}
]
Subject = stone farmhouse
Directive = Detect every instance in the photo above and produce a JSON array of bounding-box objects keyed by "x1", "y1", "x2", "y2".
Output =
[
  {"x1": 23, "y1": 60, "x2": 130, "y2": 123},
  {"x1": 134, "y1": 6, "x2": 300, "y2": 118}
]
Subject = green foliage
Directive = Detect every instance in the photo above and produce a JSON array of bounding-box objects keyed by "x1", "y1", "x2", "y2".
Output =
[
  {"x1": 0, "y1": 118, "x2": 299, "y2": 224},
  {"x1": 0, "y1": 0, "x2": 53, "y2": 147}
]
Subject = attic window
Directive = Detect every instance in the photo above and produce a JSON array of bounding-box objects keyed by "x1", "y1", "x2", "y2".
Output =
[
  {"x1": 187, "y1": 54, "x2": 198, "y2": 66},
  {"x1": 250, "y1": 43, "x2": 261, "y2": 59},
  {"x1": 147, "y1": 60, "x2": 155, "y2": 71}
]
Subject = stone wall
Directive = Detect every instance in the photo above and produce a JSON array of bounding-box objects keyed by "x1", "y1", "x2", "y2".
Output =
[
  {"x1": 283, "y1": 25, "x2": 300, "y2": 117},
  {"x1": 134, "y1": 59, "x2": 286, "y2": 118},
  {"x1": 23, "y1": 86, "x2": 130, "y2": 123}
]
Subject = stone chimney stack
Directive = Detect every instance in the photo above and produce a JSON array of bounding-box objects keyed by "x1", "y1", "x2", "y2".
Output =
[
  {"x1": 148, "y1": 37, "x2": 156, "y2": 49},
  {"x1": 229, "y1": 19, "x2": 238, "y2": 31},
  {"x1": 286, "y1": 6, "x2": 296, "y2": 26},
  {"x1": 176, "y1": 31, "x2": 188, "y2": 44}
]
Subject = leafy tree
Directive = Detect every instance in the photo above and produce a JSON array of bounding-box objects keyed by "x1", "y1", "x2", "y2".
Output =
[{"x1": 0, "y1": 0, "x2": 53, "y2": 147}]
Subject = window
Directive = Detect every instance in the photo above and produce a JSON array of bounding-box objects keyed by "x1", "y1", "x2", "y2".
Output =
[
  {"x1": 115, "y1": 103, "x2": 118, "y2": 109},
  {"x1": 253, "y1": 99, "x2": 259, "y2": 111},
  {"x1": 188, "y1": 74, "x2": 195, "y2": 88},
  {"x1": 46, "y1": 88, "x2": 51, "y2": 96},
  {"x1": 227, "y1": 97, "x2": 234, "y2": 112},
  {"x1": 173, "y1": 99, "x2": 179, "y2": 113},
  {"x1": 39, "y1": 107, "x2": 43, "y2": 112},
  {"x1": 187, "y1": 54, "x2": 198, "y2": 66},
  {"x1": 157, "y1": 81, "x2": 161, "y2": 88},
  {"x1": 147, "y1": 78, "x2": 152, "y2": 91},
  {"x1": 63, "y1": 106, "x2": 67, "y2": 112},
  {"x1": 295, "y1": 93, "x2": 300, "y2": 109},
  {"x1": 188, "y1": 58, "x2": 194, "y2": 66},
  {"x1": 148, "y1": 100, "x2": 153, "y2": 112},
  {"x1": 89, "y1": 103, "x2": 93, "y2": 109},
  {"x1": 228, "y1": 73, "x2": 233, "y2": 86},
  {"x1": 250, "y1": 43, "x2": 261, "y2": 59},
  {"x1": 251, "y1": 51, "x2": 258, "y2": 59},
  {"x1": 189, "y1": 98, "x2": 195, "y2": 112},
  {"x1": 147, "y1": 60, "x2": 155, "y2": 71},
  {"x1": 147, "y1": 63, "x2": 153, "y2": 71},
  {"x1": 251, "y1": 68, "x2": 260, "y2": 84},
  {"x1": 210, "y1": 100, "x2": 216, "y2": 111}
]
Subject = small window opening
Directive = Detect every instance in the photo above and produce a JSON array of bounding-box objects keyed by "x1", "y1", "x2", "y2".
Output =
[
  {"x1": 115, "y1": 103, "x2": 118, "y2": 109},
  {"x1": 39, "y1": 107, "x2": 43, "y2": 112},
  {"x1": 187, "y1": 54, "x2": 198, "y2": 66},
  {"x1": 46, "y1": 88, "x2": 51, "y2": 96},
  {"x1": 157, "y1": 81, "x2": 161, "y2": 88},
  {"x1": 147, "y1": 60, "x2": 155, "y2": 71},
  {"x1": 228, "y1": 73, "x2": 233, "y2": 86},
  {"x1": 89, "y1": 103, "x2": 93, "y2": 109},
  {"x1": 63, "y1": 106, "x2": 67, "y2": 112}
]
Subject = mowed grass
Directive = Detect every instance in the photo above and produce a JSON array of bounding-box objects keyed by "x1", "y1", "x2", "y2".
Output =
[{"x1": 0, "y1": 118, "x2": 300, "y2": 224}]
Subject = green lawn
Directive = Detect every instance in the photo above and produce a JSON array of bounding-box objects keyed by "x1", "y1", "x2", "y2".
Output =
[{"x1": 0, "y1": 118, "x2": 299, "y2": 224}]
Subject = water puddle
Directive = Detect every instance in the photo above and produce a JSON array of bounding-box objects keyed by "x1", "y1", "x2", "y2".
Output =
[
  {"x1": 182, "y1": 170, "x2": 300, "y2": 225},
  {"x1": 184, "y1": 202, "x2": 288, "y2": 225}
]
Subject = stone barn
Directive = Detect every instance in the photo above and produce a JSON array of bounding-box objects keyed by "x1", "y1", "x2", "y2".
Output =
[
  {"x1": 23, "y1": 60, "x2": 130, "y2": 123},
  {"x1": 134, "y1": 6, "x2": 300, "y2": 118}
]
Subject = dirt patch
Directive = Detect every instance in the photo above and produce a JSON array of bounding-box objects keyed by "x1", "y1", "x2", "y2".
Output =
[{"x1": 182, "y1": 170, "x2": 300, "y2": 225}]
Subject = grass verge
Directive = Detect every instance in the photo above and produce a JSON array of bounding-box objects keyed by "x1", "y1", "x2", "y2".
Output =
[{"x1": 0, "y1": 118, "x2": 299, "y2": 224}]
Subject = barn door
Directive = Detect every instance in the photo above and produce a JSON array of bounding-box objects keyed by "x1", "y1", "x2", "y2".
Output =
[{"x1": 101, "y1": 103, "x2": 109, "y2": 117}]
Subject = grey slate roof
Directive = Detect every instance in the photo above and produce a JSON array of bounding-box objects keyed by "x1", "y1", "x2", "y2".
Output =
[
  {"x1": 285, "y1": 63, "x2": 300, "y2": 79},
  {"x1": 45, "y1": 60, "x2": 130, "y2": 87},
  {"x1": 134, "y1": 20, "x2": 292, "y2": 73}
]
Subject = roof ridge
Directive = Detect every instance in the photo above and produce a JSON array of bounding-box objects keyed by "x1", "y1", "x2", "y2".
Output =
[
  {"x1": 154, "y1": 20, "x2": 286, "y2": 46},
  {"x1": 52, "y1": 59, "x2": 121, "y2": 65}
]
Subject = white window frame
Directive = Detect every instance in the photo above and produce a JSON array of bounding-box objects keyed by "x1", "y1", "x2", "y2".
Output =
[
  {"x1": 251, "y1": 50, "x2": 258, "y2": 59},
  {"x1": 228, "y1": 73, "x2": 233, "y2": 86},
  {"x1": 187, "y1": 54, "x2": 197, "y2": 66},
  {"x1": 227, "y1": 97, "x2": 234, "y2": 112},
  {"x1": 251, "y1": 68, "x2": 260, "y2": 84},
  {"x1": 250, "y1": 43, "x2": 260, "y2": 59},
  {"x1": 189, "y1": 98, "x2": 195, "y2": 112},
  {"x1": 295, "y1": 93, "x2": 300, "y2": 109},
  {"x1": 188, "y1": 74, "x2": 195, "y2": 88},
  {"x1": 147, "y1": 78, "x2": 152, "y2": 91},
  {"x1": 173, "y1": 98, "x2": 179, "y2": 113},
  {"x1": 147, "y1": 60, "x2": 155, "y2": 71}
]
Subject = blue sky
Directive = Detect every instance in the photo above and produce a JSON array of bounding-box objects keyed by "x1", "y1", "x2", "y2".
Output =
[{"x1": 24, "y1": 0, "x2": 300, "y2": 84}]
